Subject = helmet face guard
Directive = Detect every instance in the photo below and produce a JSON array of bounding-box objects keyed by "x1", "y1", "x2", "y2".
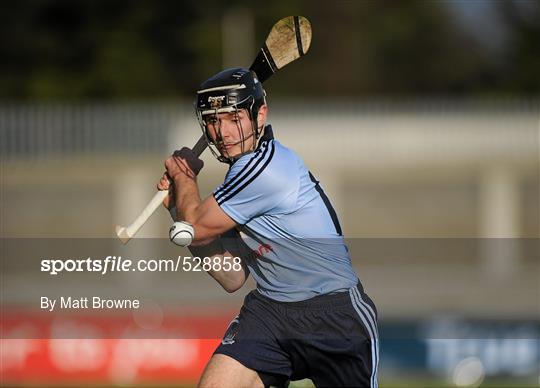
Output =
[
  {"x1": 196, "y1": 96, "x2": 258, "y2": 163},
  {"x1": 195, "y1": 68, "x2": 266, "y2": 164}
]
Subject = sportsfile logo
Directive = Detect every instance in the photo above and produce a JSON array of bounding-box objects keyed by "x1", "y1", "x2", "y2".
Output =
[{"x1": 40, "y1": 256, "x2": 242, "y2": 275}]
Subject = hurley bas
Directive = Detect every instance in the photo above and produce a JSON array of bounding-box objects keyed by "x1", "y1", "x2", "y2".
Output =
[{"x1": 41, "y1": 296, "x2": 140, "y2": 312}]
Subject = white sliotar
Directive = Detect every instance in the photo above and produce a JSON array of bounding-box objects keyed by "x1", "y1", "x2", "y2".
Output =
[{"x1": 169, "y1": 221, "x2": 195, "y2": 247}]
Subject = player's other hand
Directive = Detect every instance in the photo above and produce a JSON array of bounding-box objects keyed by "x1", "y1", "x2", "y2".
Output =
[
  {"x1": 165, "y1": 147, "x2": 204, "y2": 181},
  {"x1": 157, "y1": 173, "x2": 174, "y2": 210}
]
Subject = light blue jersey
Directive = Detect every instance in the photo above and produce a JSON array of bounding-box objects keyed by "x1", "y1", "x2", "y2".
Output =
[{"x1": 215, "y1": 126, "x2": 358, "y2": 302}]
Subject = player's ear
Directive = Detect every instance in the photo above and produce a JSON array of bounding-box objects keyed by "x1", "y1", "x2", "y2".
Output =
[{"x1": 257, "y1": 104, "x2": 268, "y2": 125}]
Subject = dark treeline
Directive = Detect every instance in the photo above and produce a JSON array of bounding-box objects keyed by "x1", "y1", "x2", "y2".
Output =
[{"x1": 1, "y1": 0, "x2": 539, "y2": 99}]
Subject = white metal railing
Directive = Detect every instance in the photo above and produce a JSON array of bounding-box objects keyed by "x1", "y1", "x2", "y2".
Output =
[{"x1": 1, "y1": 100, "x2": 538, "y2": 162}]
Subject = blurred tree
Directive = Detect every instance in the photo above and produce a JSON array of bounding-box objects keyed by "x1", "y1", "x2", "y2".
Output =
[
  {"x1": 0, "y1": 0, "x2": 538, "y2": 99},
  {"x1": 0, "y1": 0, "x2": 211, "y2": 98},
  {"x1": 494, "y1": 0, "x2": 540, "y2": 94}
]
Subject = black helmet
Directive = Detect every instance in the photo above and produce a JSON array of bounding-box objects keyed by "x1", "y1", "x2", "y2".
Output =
[{"x1": 195, "y1": 68, "x2": 266, "y2": 163}]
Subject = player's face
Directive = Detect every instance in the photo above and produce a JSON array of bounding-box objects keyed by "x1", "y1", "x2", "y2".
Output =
[{"x1": 205, "y1": 109, "x2": 256, "y2": 158}]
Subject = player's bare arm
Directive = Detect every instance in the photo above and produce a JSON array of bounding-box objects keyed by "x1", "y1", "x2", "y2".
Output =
[
  {"x1": 157, "y1": 172, "x2": 248, "y2": 292},
  {"x1": 188, "y1": 236, "x2": 249, "y2": 293},
  {"x1": 164, "y1": 156, "x2": 236, "y2": 242}
]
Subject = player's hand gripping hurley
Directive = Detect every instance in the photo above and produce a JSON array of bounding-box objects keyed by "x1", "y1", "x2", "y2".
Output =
[{"x1": 115, "y1": 16, "x2": 312, "y2": 244}]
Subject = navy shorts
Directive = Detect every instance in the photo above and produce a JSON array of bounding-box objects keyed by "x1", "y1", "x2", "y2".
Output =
[{"x1": 214, "y1": 281, "x2": 379, "y2": 387}]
